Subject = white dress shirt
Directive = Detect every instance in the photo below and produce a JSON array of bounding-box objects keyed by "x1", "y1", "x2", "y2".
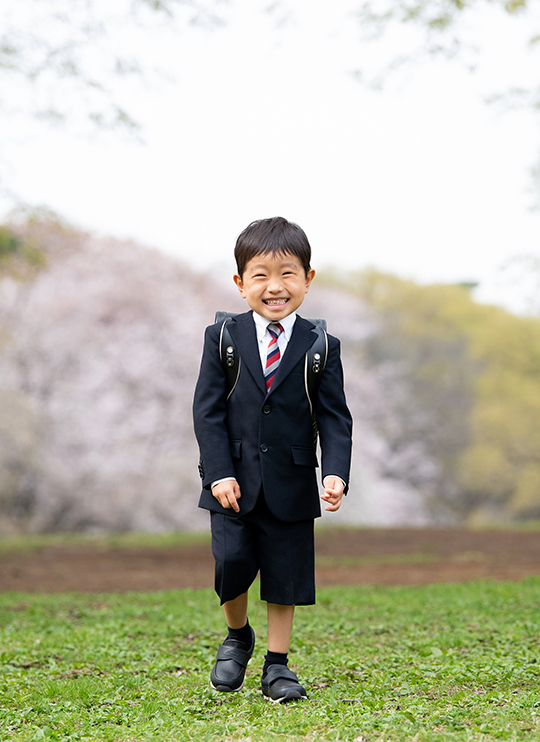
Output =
[{"x1": 251, "y1": 309, "x2": 297, "y2": 369}]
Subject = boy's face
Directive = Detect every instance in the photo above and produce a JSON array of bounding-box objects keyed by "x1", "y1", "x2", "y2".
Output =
[{"x1": 233, "y1": 253, "x2": 315, "y2": 322}]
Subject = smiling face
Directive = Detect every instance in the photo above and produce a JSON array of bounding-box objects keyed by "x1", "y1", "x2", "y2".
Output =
[{"x1": 233, "y1": 252, "x2": 316, "y2": 321}]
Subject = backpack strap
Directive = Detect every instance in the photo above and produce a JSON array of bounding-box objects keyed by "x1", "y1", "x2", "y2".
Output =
[
  {"x1": 217, "y1": 314, "x2": 241, "y2": 401},
  {"x1": 304, "y1": 320, "x2": 328, "y2": 443},
  {"x1": 215, "y1": 312, "x2": 327, "y2": 439}
]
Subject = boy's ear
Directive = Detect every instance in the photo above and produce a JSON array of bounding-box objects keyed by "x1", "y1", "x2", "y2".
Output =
[
  {"x1": 305, "y1": 268, "x2": 316, "y2": 292},
  {"x1": 233, "y1": 273, "x2": 246, "y2": 298}
]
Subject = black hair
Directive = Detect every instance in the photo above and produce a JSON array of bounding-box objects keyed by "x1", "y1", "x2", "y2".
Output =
[{"x1": 234, "y1": 217, "x2": 312, "y2": 277}]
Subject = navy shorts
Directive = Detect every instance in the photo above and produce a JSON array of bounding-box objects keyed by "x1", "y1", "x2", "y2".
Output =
[{"x1": 210, "y1": 491, "x2": 315, "y2": 606}]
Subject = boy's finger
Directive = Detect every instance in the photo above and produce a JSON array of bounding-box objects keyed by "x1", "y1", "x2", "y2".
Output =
[
  {"x1": 228, "y1": 494, "x2": 240, "y2": 513},
  {"x1": 324, "y1": 501, "x2": 341, "y2": 512}
]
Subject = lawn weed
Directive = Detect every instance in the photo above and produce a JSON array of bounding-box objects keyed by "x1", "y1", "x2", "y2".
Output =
[{"x1": 1, "y1": 579, "x2": 540, "y2": 741}]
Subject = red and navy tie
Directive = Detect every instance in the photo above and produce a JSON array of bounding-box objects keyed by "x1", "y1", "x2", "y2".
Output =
[{"x1": 265, "y1": 322, "x2": 284, "y2": 391}]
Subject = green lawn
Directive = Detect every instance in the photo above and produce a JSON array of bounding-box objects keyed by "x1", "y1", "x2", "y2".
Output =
[
  {"x1": 0, "y1": 531, "x2": 212, "y2": 555},
  {"x1": 1, "y1": 579, "x2": 540, "y2": 741}
]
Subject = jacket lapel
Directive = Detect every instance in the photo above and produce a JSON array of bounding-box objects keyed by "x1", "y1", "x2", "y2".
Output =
[
  {"x1": 268, "y1": 315, "x2": 316, "y2": 396},
  {"x1": 227, "y1": 312, "x2": 267, "y2": 395},
  {"x1": 227, "y1": 312, "x2": 317, "y2": 397}
]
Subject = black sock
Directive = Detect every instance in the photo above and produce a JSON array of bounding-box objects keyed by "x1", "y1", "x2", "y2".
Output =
[
  {"x1": 263, "y1": 651, "x2": 288, "y2": 676},
  {"x1": 227, "y1": 618, "x2": 252, "y2": 645}
]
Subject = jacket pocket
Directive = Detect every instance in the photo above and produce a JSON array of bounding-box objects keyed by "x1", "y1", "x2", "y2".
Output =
[
  {"x1": 291, "y1": 446, "x2": 319, "y2": 468},
  {"x1": 230, "y1": 440, "x2": 242, "y2": 459}
]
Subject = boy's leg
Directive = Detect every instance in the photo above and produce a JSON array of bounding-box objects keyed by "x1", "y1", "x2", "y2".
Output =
[
  {"x1": 252, "y1": 497, "x2": 312, "y2": 702},
  {"x1": 262, "y1": 602, "x2": 307, "y2": 703},
  {"x1": 267, "y1": 603, "x2": 294, "y2": 653},
  {"x1": 211, "y1": 591, "x2": 255, "y2": 693},
  {"x1": 210, "y1": 510, "x2": 258, "y2": 693},
  {"x1": 223, "y1": 592, "x2": 249, "y2": 629}
]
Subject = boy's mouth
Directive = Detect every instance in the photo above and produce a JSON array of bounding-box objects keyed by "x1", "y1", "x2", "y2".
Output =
[{"x1": 263, "y1": 299, "x2": 289, "y2": 306}]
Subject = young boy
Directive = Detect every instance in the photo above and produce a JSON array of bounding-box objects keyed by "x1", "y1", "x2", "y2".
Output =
[{"x1": 193, "y1": 216, "x2": 352, "y2": 702}]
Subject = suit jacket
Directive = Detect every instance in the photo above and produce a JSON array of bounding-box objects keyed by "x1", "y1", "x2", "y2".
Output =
[{"x1": 192, "y1": 311, "x2": 353, "y2": 523}]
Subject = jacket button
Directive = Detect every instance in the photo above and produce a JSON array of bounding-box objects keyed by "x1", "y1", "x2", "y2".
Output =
[
  {"x1": 263, "y1": 405, "x2": 271, "y2": 414},
  {"x1": 260, "y1": 444, "x2": 268, "y2": 453}
]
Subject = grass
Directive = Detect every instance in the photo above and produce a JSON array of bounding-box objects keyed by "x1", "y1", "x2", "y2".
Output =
[
  {"x1": 2, "y1": 519, "x2": 540, "y2": 555},
  {"x1": 0, "y1": 531, "x2": 211, "y2": 555},
  {"x1": 3, "y1": 518, "x2": 540, "y2": 555},
  {"x1": 1, "y1": 579, "x2": 540, "y2": 741}
]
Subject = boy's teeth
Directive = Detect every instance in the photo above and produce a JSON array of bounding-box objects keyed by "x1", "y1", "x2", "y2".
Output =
[{"x1": 266, "y1": 300, "x2": 287, "y2": 305}]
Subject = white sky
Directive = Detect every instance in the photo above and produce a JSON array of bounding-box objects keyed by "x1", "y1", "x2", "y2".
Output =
[{"x1": 2, "y1": 0, "x2": 540, "y2": 313}]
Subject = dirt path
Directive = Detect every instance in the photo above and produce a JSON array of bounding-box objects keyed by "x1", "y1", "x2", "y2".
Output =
[{"x1": 1, "y1": 528, "x2": 539, "y2": 593}]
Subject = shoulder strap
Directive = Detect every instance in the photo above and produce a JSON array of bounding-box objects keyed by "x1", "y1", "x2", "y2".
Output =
[
  {"x1": 215, "y1": 312, "x2": 328, "y2": 424},
  {"x1": 217, "y1": 313, "x2": 241, "y2": 400},
  {"x1": 304, "y1": 321, "x2": 328, "y2": 443},
  {"x1": 215, "y1": 310, "x2": 232, "y2": 325}
]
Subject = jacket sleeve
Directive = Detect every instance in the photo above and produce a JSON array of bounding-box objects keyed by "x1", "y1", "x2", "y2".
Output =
[
  {"x1": 315, "y1": 335, "x2": 353, "y2": 492},
  {"x1": 192, "y1": 323, "x2": 236, "y2": 489}
]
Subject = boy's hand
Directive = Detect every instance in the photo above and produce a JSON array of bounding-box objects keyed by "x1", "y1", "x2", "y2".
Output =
[
  {"x1": 212, "y1": 480, "x2": 242, "y2": 513},
  {"x1": 321, "y1": 477, "x2": 345, "y2": 512}
]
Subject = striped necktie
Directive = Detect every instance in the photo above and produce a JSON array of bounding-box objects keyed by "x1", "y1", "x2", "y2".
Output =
[{"x1": 265, "y1": 322, "x2": 284, "y2": 391}]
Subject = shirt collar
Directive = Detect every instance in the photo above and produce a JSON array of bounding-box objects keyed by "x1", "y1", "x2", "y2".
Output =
[{"x1": 252, "y1": 310, "x2": 297, "y2": 342}]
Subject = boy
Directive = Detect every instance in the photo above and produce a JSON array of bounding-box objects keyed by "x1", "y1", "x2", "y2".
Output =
[{"x1": 193, "y1": 216, "x2": 352, "y2": 702}]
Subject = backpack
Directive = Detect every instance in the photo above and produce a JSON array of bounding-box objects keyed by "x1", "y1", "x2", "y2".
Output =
[{"x1": 214, "y1": 311, "x2": 328, "y2": 442}]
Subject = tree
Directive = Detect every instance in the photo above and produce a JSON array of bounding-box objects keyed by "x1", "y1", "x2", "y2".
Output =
[
  {"x1": 0, "y1": 211, "x2": 244, "y2": 533},
  {"x1": 0, "y1": 0, "x2": 226, "y2": 134},
  {"x1": 355, "y1": 0, "x2": 535, "y2": 77},
  {"x1": 337, "y1": 268, "x2": 540, "y2": 523},
  {"x1": 354, "y1": 0, "x2": 540, "y2": 305},
  {"x1": 354, "y1": 1, "x2": 540, "y2": 144}
]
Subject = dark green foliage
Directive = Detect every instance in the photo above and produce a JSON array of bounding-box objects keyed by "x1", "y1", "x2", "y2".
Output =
[
  {"x1": 0, "y1": 226, "x2": 45, "y2": 269},
  {"x1": 0, "y1": 227, "x2": 21, "y2": 258}
]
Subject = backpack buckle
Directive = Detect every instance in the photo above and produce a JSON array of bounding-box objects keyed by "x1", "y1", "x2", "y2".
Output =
[{"x1": 225, "y1": 345, "x2": 235, "y2": 368}]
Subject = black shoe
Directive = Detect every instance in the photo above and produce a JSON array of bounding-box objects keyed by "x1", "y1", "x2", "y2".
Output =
[
  {"x1": 210, "y1": 627, "x2": 255, "y2": 692},
  {"x1": 261, "y1": 664, "x2": 308, "y2": 703}
]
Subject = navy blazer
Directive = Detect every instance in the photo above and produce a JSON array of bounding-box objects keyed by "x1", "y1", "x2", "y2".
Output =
[{"x1": 193, "y1": 311, "x2": 353, "y2": 523}]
